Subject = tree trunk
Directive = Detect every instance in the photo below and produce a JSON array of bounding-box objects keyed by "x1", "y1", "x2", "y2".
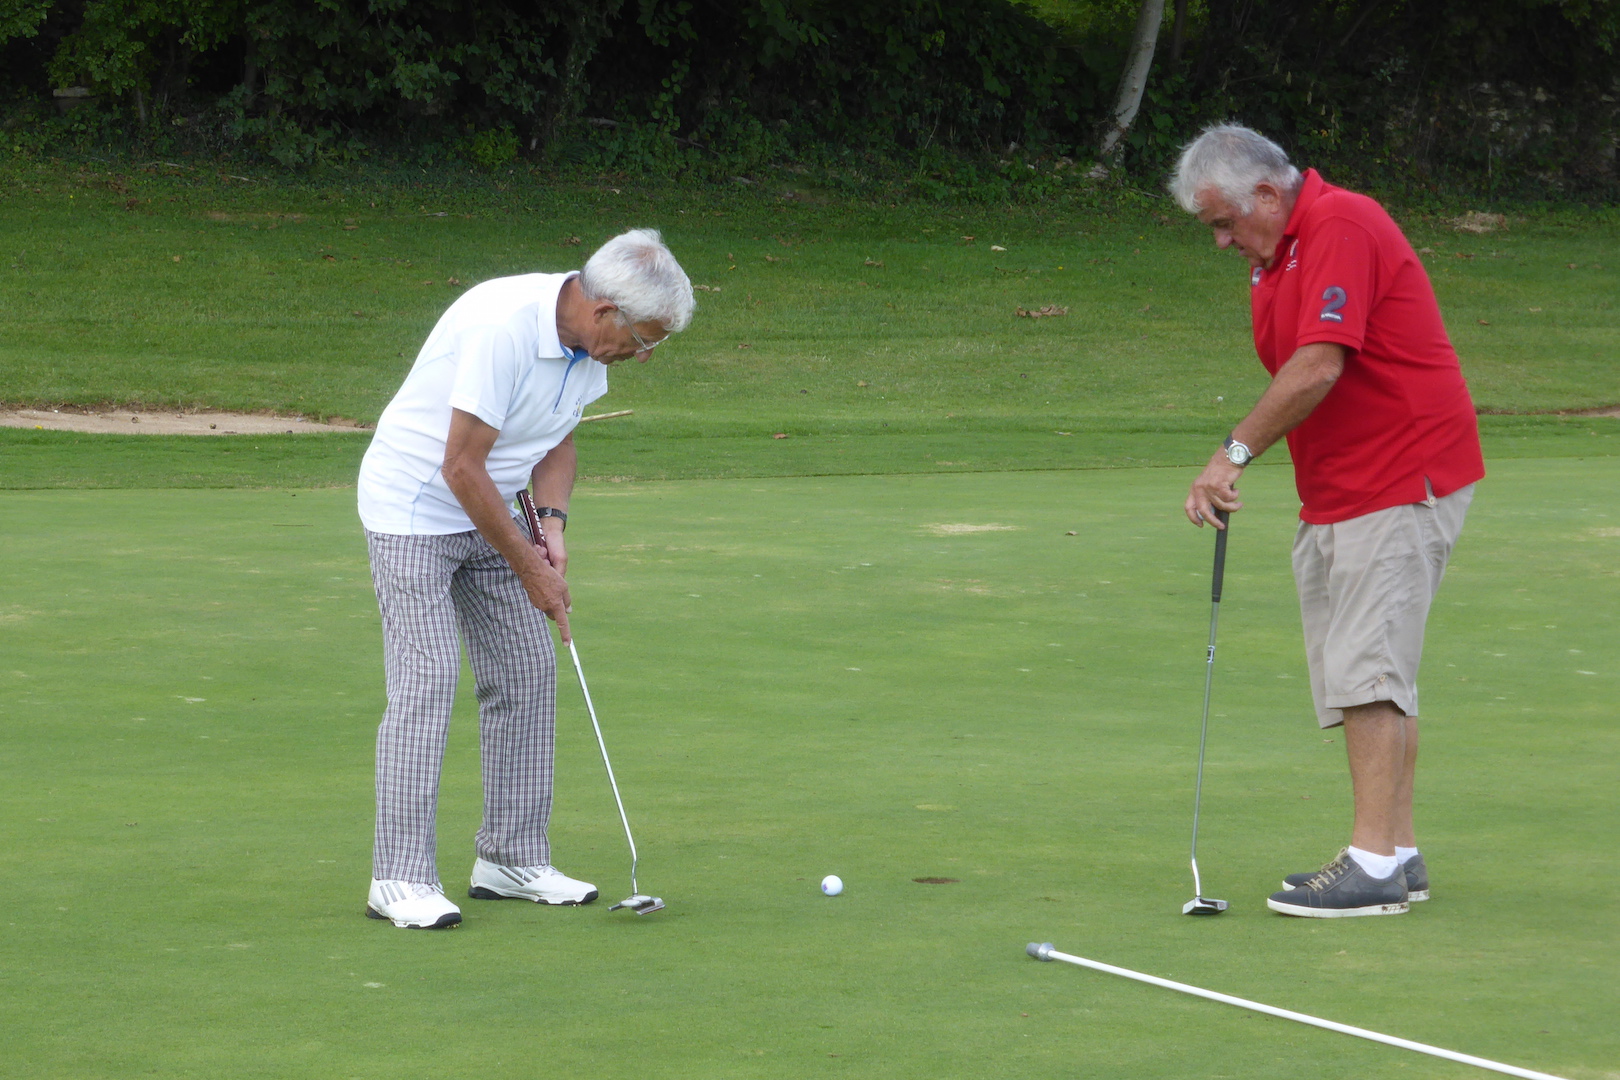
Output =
[
  {"x1": 1169, "y1": 0, "x2": 1189, "y2": 67},
  {"x1": 538, "y1": 0, "x2": 626, "y2": 154},
  {"x1": 1099, "y1": 0, "x2": 1167, "y2": 159}
]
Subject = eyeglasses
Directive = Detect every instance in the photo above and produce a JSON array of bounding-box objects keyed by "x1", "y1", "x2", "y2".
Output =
[{"x1": 618, "y1": 312, "x2": 667, "y2": 354}]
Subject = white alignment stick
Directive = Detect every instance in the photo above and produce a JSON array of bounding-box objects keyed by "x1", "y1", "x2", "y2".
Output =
[{"x1": 1026, "y1": 944, "x2": 1568, "y2": 1080}]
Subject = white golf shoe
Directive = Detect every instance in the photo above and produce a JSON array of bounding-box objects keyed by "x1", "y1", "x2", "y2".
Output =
[
  {"x1": 366, "y1": 879, "x2": 462, "y2": 929},
  {"x1": 468, "y1": 858, "x2": 599, "y2": 905}
]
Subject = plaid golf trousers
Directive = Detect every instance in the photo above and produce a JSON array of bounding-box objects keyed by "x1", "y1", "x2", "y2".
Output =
[{"x1": 366, "y1": 520, "x2": 556, "y2": 884}]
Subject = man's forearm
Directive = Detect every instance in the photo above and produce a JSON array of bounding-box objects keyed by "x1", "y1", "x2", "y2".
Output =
[
  {"x1": 443, "y1": 458, "x2": 547, "y2": 577},
  {"x1": 529, "y1": 433, "x2": 577, "y2": 511},
  {"x1": 1230, "y1": 342, "x2": 1345, "y2": 457}
]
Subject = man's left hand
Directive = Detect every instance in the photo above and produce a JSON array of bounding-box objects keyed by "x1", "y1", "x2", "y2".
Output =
[{"x1": 1186, "y1": 453, "x2": 1245, "y2": 527}]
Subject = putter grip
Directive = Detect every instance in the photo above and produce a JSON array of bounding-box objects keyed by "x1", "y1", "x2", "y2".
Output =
[
  {"x1": 517, "y1": 490, "x2": 545, "y2": 550},
  {"x1": 1211, "y1": 510, "x2": 1230, "y2": 602}
]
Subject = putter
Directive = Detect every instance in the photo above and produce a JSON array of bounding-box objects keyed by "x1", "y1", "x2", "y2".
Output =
[
  {"x1": 517, "y1": 491, "x2": 664, "y2": 916},
  {"x1": 1183, "y1": 508, "x2": 1230, "y2": 916},
  {"x1": 566, "y1": 639, "x2": 665, "y2": 915}
]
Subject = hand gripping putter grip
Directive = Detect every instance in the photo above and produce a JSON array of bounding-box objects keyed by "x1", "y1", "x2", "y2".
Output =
[
  {"x1": 1183, "y1": 509, "x2": 1230, "y2": 916},
  {"x1": 517, "y1": 491, "x2": 664, "y2": 916}
]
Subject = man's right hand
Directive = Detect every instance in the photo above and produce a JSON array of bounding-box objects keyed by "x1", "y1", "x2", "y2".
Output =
[
  {"x1": 519, "y1": 552, "x2": 572, "y2": 642},
  {"x1": 1185, "y1": 452, "x2": 1245, "y2": 528}
]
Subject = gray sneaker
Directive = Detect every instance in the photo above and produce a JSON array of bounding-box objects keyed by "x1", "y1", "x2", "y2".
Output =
[
  {"x1": 1282, "y1": 851, "x2": 1429, "y2": 902},
  {"x1": 1267, "y1": 848, "x2": 1409, "y2": 918}
]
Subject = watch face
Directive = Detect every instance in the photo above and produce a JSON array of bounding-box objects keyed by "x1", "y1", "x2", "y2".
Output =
[{"x1": 1226, "y1": 442, "x2": 1252, "y2": 465}]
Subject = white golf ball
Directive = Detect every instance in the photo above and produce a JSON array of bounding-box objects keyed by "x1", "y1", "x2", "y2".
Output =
[{"x1": 820, "y1": 874, "x2": 843, "y2": 896}]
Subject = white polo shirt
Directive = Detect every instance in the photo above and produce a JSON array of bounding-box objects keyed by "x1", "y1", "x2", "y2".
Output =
[{"x1": 358, "y1": 272, "x2": 608, "y2": 535}]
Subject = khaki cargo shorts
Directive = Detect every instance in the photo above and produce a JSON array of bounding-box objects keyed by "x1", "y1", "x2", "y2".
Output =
[{"x1": 1292, "y1": 482, "x2": 1474, "y2": 729}]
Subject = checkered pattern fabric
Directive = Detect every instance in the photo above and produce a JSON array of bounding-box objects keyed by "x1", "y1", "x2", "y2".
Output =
[{"x1": 366, "y1": 521, "x2": 556, "y2": 883}]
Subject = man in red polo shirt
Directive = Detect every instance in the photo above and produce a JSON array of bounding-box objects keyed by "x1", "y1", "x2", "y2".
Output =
[{"x1": 1170, "y1": 123, "x2": 1483, "y2": 917}]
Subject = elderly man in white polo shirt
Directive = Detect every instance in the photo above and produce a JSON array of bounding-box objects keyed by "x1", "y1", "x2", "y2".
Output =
[{"x1": 357, "y1": 229, "x2": 694, "y2": 929}]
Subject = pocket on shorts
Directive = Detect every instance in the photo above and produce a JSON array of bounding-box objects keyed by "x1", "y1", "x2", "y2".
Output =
[{"x1": 1367, "y1": 504, "x2": 1424, "y2": 611}]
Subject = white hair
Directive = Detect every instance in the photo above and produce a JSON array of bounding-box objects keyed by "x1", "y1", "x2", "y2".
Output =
[
  {"x1": 579, "y1": 228, "x2": 695, "y2": 332},
  {"x1": 1169, "y1": 123, "x2": 1303, "y2": 215}
]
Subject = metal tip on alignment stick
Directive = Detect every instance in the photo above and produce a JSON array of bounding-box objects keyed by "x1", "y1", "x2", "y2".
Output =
[{"x1": 1024, "y1": 943, "x2": 1571, "y2": 1080}]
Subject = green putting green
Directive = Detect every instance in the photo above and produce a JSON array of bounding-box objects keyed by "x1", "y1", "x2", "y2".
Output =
[{"x1": 1, "y1": 457, "x2": 1613, "y2": 1078}]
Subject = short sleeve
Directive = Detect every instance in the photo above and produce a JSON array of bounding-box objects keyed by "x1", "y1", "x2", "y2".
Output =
[
  {"x1": 1296, "y1": 217, "x2": 1378, "y2": 354},
  {"x1": 446, "y1": 326, "x2": 521, "y2": 430}
]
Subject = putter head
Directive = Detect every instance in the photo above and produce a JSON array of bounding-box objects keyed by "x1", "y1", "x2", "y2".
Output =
[
  {"x1": 1026, "y1": 942, "x2": 1057, "y2": 961},
  {"x1": 1182, "y1": 895, "x2": 1229, "y2": 915},
  {"x1": 610, "y1": 894, "x2": 665, "y2": 915}
]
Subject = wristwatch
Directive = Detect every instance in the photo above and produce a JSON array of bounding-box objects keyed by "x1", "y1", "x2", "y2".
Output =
[
  {"x1": 535, "y1": 506, "x2": 568, "y2": 530},
  {"x1": 1222, "y1": 436, "x2": 1255, "y2": 467}
]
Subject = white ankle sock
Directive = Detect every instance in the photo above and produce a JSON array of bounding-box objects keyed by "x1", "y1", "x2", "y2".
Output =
[
  {"x1": 1348, "y1": 846, "x2": 1400, "y2": 879},
  {"x1": 1396, "y1": 846, "x2": 1420, "y2": 865}
]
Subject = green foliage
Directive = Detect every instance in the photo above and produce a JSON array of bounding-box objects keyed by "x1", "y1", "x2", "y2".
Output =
[
  {"x1": 47, "y1": 0, "x2": 238, "y2": 94},
  {"x1": 0, "y1": 0, "x2": 1103, "y2": 183},
  {"x1": 1123, "y1": 0, "x2": 1620, "y2": 201},
  {"x1": 461, "y1": 125, "x2": 519, "y2": 170},
  {"x1": 0, "y1": 0, "x2": 51, "y2": 39},
  {"x1": 2, "y1": 1, "x2": 1617, "y2": 202}
]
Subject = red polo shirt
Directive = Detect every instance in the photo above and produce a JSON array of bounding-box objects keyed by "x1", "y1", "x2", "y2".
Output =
[{"x1": 1251, "y1": 169, "x2": 1483, "y2": 523}]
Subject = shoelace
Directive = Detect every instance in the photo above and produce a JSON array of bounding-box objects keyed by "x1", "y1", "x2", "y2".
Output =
[
  {"x1": 406, "y1": 881, "x2": 445, "y2": 899},
  {"x1": 1305, "y1": 855, "x2": 1352, "y2": 891}
]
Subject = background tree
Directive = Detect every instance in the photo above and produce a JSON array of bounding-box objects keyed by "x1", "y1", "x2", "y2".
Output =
[
  {"x1": 1, "y1": 0, "x2": 1616, "y2": 198},
  {"x1": 1098, "y1": 0, "x2": 1163, "y2": 159}
]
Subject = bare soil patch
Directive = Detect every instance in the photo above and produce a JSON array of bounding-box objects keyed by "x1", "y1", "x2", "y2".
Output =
[
  {"x1": 924, "y1": 522, "x2": 1020, "y2": 536},
  {"x1": 0, "y1": 407, "x2": 371, "y2": 435}
]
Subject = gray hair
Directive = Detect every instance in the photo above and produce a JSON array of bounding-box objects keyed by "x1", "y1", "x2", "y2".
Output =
[
  {"x1": 579, "y1": 228, "x2": 695, "y2": 332},
  {"x1": 1169, "y1": 123, "x2": 1302, "y2": 215}
]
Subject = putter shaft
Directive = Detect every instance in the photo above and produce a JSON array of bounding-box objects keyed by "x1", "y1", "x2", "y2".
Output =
[
  {"x1": 517, "y1": 491, "x2": 661, "y2": 913},
  {"x1": 1188, "y1": 511, "x2": 1229, "y2": 906},
  {"x1": 567, "y1": 638, "x2": 644, "y2": 898}
]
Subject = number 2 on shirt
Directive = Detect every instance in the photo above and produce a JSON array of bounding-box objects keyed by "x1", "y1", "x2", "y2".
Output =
[{"x1": 1319, "y1": 286, "x2": 1347, "y2": 323}]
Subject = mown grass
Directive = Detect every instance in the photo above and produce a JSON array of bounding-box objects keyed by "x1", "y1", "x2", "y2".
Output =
[
  {"x1": 1, "y1": 161, "x2": 1615, "y2": 1079},
  {"x1": 2, "y1": 161, "x2": 1615, "y2": 489},
  {"x1": 2, "y1": 413, "x2": 1617, "y2": 489},
  {"x1": 1, "y1": 461, "x2": 1615, "y2": 1079}
]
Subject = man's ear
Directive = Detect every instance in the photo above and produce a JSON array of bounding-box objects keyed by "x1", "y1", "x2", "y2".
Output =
[{"x1": 1253, "y1": 183, "x2": 1283, "y2": 213}]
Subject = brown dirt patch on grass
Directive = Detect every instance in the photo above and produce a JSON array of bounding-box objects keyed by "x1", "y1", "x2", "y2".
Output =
[{"x1": 0, "y1": 406, "x2": 370, "y2": 435}]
